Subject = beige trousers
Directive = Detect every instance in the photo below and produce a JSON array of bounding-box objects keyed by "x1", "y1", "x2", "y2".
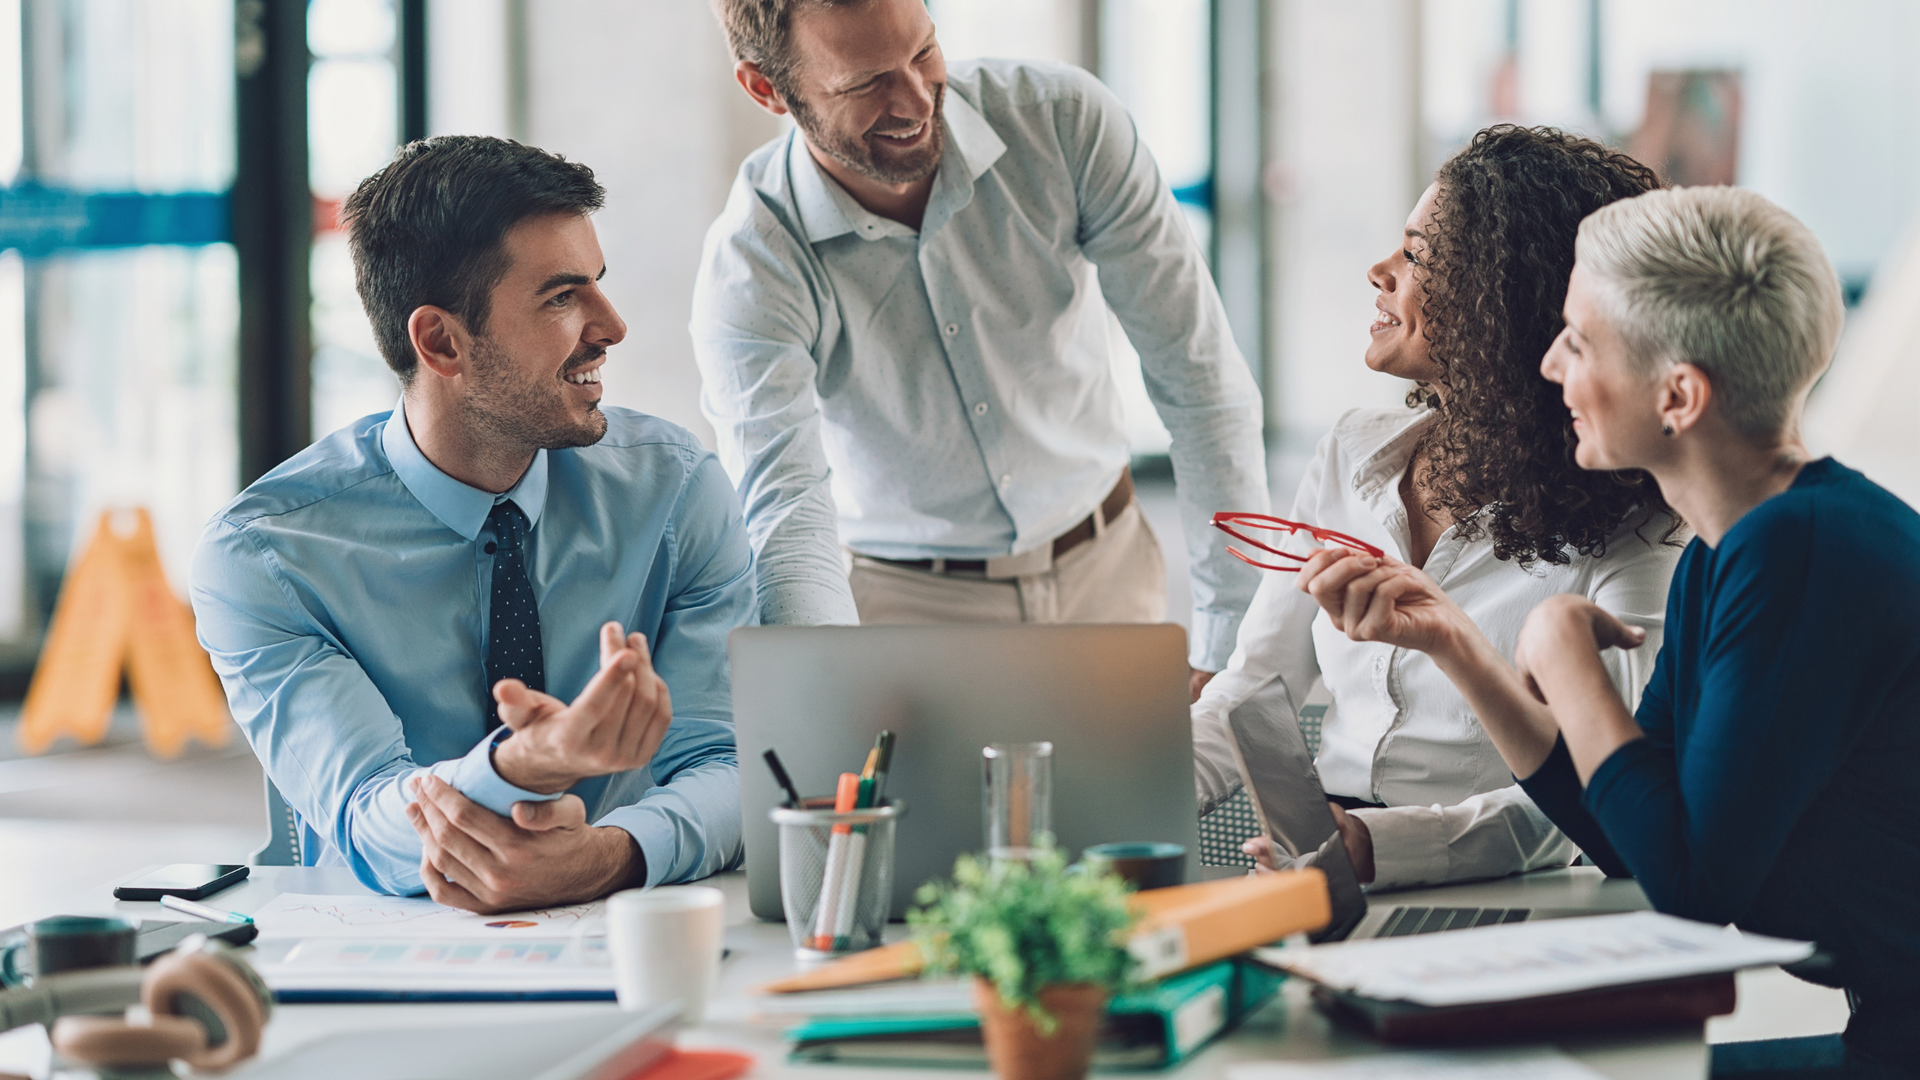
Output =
[{"x1": 848, "y1": 501, "x2": 1168, "y2": 625}]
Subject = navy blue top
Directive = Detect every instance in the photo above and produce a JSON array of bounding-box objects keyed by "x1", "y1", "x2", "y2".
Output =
[{"x1": 1519, "y1": 459, "x2": 1920, "y2": 1007}]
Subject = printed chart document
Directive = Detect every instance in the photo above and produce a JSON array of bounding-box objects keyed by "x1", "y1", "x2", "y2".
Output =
[
  {"x1": 248, "y1": 894, "x2": 613, "y2": 997},
  {"x1": 1254, "y1": 911, "x2": 1812, "y2": 1008},
  {"x1": 1227, "y1": 1046, "x2": 1608, "y2": 1080},
  {"x1": 251, "y1": 893, "x2": 603, "y2": 938}
]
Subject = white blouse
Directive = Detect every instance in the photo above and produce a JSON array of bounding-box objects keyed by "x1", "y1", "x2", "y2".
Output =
[{"x1": 1193, "y1": 407, "x2": 1682, "y2": 889}]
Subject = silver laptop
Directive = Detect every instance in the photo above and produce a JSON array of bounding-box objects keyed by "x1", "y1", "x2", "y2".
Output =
[
  {"x1": 1223, "y1": 680, "x2": 1612, "y2": 940},
  {"x1": 731, "y1": 624, "x2": 1202, "y2": 921}
]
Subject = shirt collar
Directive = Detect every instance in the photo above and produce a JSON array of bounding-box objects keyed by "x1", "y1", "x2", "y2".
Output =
[
  {"x1": 1345, "y1": 407, "x2": 1438, "y2": 496},
  {"x1": 381, "y1": 398, "x2": 549, "y2": 541},
  {"x1": 787, "y1": 87, "x2": 1008, "y2": 246}
]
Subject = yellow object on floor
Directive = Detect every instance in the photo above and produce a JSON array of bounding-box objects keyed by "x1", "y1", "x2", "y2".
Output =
[{"x1": 18, "y1": 509, "x2": 232, "y2": 758}]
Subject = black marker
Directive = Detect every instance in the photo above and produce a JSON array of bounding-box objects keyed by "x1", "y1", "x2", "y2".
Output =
[
  {"x1": 763, "y1": 748, "x2": 804, "y2": 808},
  {"x1": 871, "y1": 730, "x2": 896, "y2": 802}
]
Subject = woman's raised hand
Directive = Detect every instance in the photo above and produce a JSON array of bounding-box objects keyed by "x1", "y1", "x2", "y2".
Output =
[{"x1": 1295, "y1": 548, "x2": 1472, "y2": 658}]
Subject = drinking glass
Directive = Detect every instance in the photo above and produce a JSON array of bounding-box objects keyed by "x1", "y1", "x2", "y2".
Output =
[{"x1": 983, "y1": 741, "x2": 1053, "y2": 860}]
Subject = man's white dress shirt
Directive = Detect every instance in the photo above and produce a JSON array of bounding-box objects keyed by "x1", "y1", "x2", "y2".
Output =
[
  {"x1": 1193, "y1": 407, "x2": 1683, "y2": 889},
  {"x1": 691, "y1": 59, "x2": 1268, "y2": 669}
]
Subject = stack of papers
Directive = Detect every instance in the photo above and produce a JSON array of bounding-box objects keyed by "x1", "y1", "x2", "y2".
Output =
[
  {"x1": 1254, "y1": 911, "x2": 1813, "y2": 1008},
  {"x1": 249, "y1": 893, "x2": 613, "y2": 998},
  {"x1": 1227, "y1": 1046, "x2": 1610, "y2": 1080}
]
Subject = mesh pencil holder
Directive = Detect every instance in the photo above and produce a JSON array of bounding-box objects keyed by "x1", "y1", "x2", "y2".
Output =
[{"x1": 769, "y1": 798, "x2": 906, "y2": 960}]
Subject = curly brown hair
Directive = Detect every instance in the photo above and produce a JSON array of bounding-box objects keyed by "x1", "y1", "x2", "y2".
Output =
[{"x1": 1413, "y1": 125, "x2": 1675, "y2": 565}]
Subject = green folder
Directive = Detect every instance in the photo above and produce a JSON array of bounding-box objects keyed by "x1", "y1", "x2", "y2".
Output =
[{"x1": 787, "y1": 958, "x2": 1285, "y2": 1071}]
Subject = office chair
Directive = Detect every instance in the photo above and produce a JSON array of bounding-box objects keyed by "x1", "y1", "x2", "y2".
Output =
[
  {"x1": 250, "y1": 777, "x2": 301, "y2": 866},
  {"x1": 1196, "y1": 703, "x2": 1326, "y2": 868}
]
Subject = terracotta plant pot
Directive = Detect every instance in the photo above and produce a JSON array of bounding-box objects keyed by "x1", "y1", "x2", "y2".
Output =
[{"x1": 972, "y1": 977, "x2": 1108, "y2": 1080}]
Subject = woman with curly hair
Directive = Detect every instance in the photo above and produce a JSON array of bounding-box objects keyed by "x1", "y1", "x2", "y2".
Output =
[{"x1": 1193, "y1": 125, "x2": 1681, "y2": 888}]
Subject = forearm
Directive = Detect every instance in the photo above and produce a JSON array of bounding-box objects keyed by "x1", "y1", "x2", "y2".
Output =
[
  {"x1": 596, "y1": 756, "x2": 743, "y2": 887},
  {"x1": 590, "y1": 826, "x2": 648, "y2": 895},
  {"x1": 1165, "y1": 399, "x2": 1269, "y2": 670},
  {"x1": 1350, "y1": 786, "x2": 1575, "y2": 890},
  {"x1": 754, "y1": 494, "x2": 859, "y2": 626},
  {"x1": 1530, "y1": 643, "x2": 1644, "y2": 784},
  {"x1": 343, "y1": 741, "x2": 563, "y2": 895},
  {"x1": 1429, "y1": 624, "x2": 1562, "y2": 777}
]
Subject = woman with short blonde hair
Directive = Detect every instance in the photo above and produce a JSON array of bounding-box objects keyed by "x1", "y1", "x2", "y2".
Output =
[{"x1": 1301, "y1": 186, "x2": 1920, "y2": 1074}]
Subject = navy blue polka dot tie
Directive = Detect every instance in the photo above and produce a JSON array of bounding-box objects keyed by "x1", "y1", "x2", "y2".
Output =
[{"x1": 485, "y1": 500, "x2": 545, "y2": 730}]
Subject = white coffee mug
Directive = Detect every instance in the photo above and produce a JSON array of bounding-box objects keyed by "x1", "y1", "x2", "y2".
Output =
[{"x1": 605, "y1": 886, "x2": 726, "y2": 1024}]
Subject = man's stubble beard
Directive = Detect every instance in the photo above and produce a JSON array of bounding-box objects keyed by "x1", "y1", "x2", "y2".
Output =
[
  {"x1": 790, "y1": 82, "x2": 945, "y2": 187},
  {"x1": 463, "y1": 334, "x2": 608, "y2": 452}
]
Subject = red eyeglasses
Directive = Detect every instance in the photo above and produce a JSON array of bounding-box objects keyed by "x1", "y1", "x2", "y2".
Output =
[{"x1": 1210, "y1": 512, "x2": 1384, "y2": 572}]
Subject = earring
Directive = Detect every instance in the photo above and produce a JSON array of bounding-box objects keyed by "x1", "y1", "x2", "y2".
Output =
[{"x1": 1661, "y1": 424, "x2": 1675, "y2": 437}]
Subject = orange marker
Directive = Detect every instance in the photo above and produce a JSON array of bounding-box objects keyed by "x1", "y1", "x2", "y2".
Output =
[{"x1": 809, "y1": 772, "x2": 862, "y2": 951}]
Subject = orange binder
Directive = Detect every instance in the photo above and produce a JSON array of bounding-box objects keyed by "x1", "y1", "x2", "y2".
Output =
[{"x1": 759, "y1": 869, "x2": 1332, "y2": 994}]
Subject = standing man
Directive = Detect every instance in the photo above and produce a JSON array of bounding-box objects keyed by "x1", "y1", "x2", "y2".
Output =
[
  {"x1": 192, "y1": 137, "x2": 753, "y2": 910},
  {"x1": 695, "y1": 0, "x2": 1268, "y2": 696}
]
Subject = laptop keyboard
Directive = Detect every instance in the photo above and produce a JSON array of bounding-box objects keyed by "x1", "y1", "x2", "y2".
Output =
[{"x1": 1376, "y1": 906, "x2": 1531, "y2": 937}]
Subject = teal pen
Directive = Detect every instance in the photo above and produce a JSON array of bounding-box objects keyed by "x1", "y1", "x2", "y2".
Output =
[{"x1": 160, "y1": 893, "x2": 255, "y2": 925}]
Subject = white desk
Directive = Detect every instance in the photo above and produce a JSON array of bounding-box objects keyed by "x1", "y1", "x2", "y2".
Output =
[{"x1": 0, "y1": 864, "x2": 1714, "y2": 1080}]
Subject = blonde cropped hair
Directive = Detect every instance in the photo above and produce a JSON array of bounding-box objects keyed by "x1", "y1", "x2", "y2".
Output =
[{"x1": 1575, "y1": 186, "x2": 1844, "y2": 439}]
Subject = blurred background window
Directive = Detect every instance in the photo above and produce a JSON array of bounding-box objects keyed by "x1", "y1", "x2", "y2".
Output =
[
  {"x1": 1, "y1": 0, "x2": 1918, "y2": 684},
  {"x1": 1, "y1": 0, "x2": 237, "y2": 690},
  {"x1": 309, "y1": 0, "x2": 401, "y2": 440}
]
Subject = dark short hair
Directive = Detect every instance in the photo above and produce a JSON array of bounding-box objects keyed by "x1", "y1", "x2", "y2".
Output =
[
  {"x1": 710, "y1": 0, "x2": 868, "y2": 101},
  {"x1": 340, "y1": 136, "x2": 605, "y2": 384}
]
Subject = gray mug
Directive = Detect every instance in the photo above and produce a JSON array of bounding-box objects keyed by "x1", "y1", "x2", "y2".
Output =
[{"x1": 0, "y1": 916, "x2": 138, "y2": 987}]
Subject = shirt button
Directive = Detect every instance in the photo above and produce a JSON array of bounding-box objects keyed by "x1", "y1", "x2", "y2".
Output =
[
  {"x1": 973, "y1": 402, "x2": 989, "y2": 416},
  {"x1": 999, "y1": 474, "x2": 1012, "y2": 488},
  {"x1": 944, "y1": 323, "x2": 959, "y2": 336}
]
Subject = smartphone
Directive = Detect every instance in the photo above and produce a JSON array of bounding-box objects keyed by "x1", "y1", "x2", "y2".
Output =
[{"x1": 112, "y1": 864, "x2": 250, "y2": 902}]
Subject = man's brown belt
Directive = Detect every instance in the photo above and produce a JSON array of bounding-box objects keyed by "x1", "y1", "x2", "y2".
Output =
[{"x1": 865, "y1": 467, "x2": 1134, "y2": 576}]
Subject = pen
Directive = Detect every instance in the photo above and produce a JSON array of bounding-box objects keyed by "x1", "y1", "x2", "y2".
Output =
[
  {"x1": 811, "y1": 772, "x2": 862, "y2": 951},
  {"x1": 832, "y1": 733, "x2": 891, "y2": 950},
  {"x1": 160, "y1": 894, "x2": 254, "y2": 925},
  {"x1": 763, "y1": 748, "x2": 805, "y2": 808},
  {"x1": 871, "y1": 730, "x2": 896, "y2": 802}
]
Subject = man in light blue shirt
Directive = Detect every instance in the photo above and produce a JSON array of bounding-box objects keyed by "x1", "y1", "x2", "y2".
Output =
[
  {"x1": 698, "y1": 0, "x2": 1268, "y2": 698},
  {"x1": 191, "y1": 137, "x2": 754, "y2": 909}
]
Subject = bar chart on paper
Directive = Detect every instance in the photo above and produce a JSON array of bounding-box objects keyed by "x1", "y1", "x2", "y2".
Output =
[
  {"x1": 250, "y1": 893, "x2": 603, "y2": 938},
  {"x1": 247, "y1": 894, "x2": 617, "y2": 998}
]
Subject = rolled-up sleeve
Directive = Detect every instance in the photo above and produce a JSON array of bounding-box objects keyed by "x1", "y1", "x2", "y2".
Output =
[
  {"x1": 692, "y1": 185, "x2": 859, "y2": 630},
  {"x1": 191, "y1": 519, "x2": 548, "y2": 896},
  {"x1": 1062, "y1": 70, "x2": 1268, "y2": 670},
  {"x1": 1191, "y1": 432, "x2": 1333, "y2": 810},
  {"x1": 597, "y1": 452, "x2": 758, "y2": 886},
  {"x1": 1352, "y1": 786, "x2": 1574, "y2": 890}
]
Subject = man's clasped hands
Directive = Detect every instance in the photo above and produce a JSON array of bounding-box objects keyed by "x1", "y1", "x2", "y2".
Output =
[{"x1": 405, "y1": 622, "x2": 672, "y2": 913}]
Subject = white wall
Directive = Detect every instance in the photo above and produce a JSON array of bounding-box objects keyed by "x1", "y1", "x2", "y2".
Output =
[
  {"x1": 434, "y1": 0, "x2": 781, "y2": 449},
  {"x1": 1600, "y1": 0, "x2": 1920, "y2": 283},
  {"x1": 1266, "y1": 0, "x2": 1424, "y2": 444},
  {"x1": 1424, "y1": 0, "x2": 1920, "y2": 285}
]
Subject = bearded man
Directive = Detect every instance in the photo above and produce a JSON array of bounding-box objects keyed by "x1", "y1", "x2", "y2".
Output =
[
  {"x1": 191, "y1": 137, "x2": 752, "y2": 909},
  {"x1": 694, "y1": 0, "x2": 1269, "y2": 699}
]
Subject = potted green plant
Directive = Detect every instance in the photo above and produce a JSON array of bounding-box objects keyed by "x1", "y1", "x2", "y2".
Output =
[{"x1": 909, "y1": 843, "x2": 1138, "y2": 1080}]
